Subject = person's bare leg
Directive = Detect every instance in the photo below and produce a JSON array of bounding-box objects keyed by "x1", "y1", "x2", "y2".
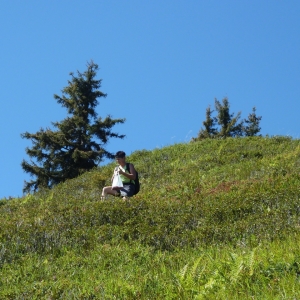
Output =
[{"x1": 101, "y1": 186, "x2": 120, "y2": 200}]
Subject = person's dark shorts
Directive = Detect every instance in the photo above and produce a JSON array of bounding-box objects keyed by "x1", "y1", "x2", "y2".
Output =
[{"x1": 119, "y1": 184, "x2": 136, "y2": 197}]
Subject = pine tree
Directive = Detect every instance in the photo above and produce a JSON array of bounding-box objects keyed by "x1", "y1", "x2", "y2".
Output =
[
  {"x1": 215, "y1": 97, "x2": 243, "y2": 138},
  {"x1": 21, "y1": 61, "x2": 125, "y2": 193},
  {"x1": 193, "y1": 105, "x2": 218, "y2": 140},
  {"x1": 243, "y1": 107, "x2": 262, "y2": 136}
]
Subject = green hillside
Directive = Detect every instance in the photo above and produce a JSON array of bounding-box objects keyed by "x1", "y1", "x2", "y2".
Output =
[{"x1": 1, "y1": 136, "x2": 300, "y2": 299}]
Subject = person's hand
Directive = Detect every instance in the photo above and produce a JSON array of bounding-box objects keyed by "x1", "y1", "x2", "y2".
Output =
[{"x1": 118, "y1": 167, "x2": 124, "y2": 175}]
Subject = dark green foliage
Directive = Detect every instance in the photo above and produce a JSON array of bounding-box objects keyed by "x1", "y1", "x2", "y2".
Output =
[
  {"x1": 194, "y1": 98, "x2": 262, "y2": 141},
  {"x1": 215, "y1": 98, "x2": 243, "y2": 138},
  {"x1": 192, "y1": 105, "x2": 218, "y2": 140},
  {"x1": 21, "y1": 61, "x2": 125, "y2": 193},
  {"x1": 243, "y1": 107, "x2": 262, "y2": 136}
]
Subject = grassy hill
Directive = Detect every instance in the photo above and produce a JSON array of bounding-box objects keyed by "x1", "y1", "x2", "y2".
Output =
[{"x1": 1, "y1": 136, "x2": 300, "y2": 299}]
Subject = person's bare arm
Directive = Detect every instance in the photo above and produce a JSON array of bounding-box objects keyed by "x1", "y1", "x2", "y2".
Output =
[{"x1": 118, "y1": 163, "x2": 136, "y2": 180}]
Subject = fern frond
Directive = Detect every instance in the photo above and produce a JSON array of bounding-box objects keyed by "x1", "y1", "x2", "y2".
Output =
[
  {"x1": 247, "y1": 247, "x2": 257, "y2": 276},
  {"x1": 179, "y1": 263, "x2": 188, "y2": 280},
  {"x1": 230, "y1": 260, "x2": 244, "y2": 283}
]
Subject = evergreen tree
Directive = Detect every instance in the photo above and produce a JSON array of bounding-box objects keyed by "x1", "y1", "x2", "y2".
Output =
[
  {"x1": 193, "y1": 105, "x2": 218, "y2": 140},
  {"x1": 21, "y1": 61, "x2": 125, "y2": 193},
  {"x1": 243, "y1": 107, "x2": 262, "y2": 136},
  {"x1": 192, "y1": 97, "x2": 263, "y2": 142},
  {"x1": 215, "y1": 97, "x2": 243, "y2": 138}
]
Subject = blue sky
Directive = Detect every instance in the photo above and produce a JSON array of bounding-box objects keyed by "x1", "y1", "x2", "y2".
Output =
[{"x1": 1, "y1": 1, "x2": 299, "y2": 199}]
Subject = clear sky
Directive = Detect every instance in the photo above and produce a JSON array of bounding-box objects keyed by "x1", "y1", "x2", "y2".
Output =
[{"x1": 1, "y1": 1, "x2": 299, "y2": 199}]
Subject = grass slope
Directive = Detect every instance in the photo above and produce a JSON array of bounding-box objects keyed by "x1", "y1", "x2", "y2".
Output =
[{"x1": 1, "y1": 136, "x2": 300, "y2": 299}]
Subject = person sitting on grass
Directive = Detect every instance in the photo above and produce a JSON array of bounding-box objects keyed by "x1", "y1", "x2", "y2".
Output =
[{"x1": 101, "y1": 151, "x2": 137, "y2": 200}]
